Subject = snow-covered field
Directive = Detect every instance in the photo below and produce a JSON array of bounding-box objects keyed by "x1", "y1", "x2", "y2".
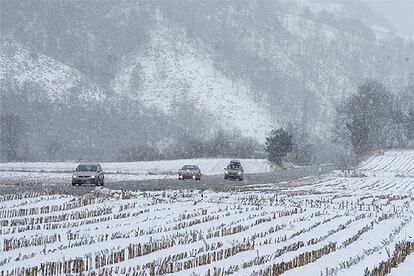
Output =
[
  {"x1": 0, "y1": 158, "x2": 274, "y2": 183},
  {"x1": 359, "y1": 150, "x2": 414, "y2": 177},
  {"x1": 1, "y1": 151, "x2": 413, "y2": 275}
]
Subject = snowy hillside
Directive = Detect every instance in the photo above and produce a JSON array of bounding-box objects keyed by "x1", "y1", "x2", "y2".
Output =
[
  {"x1": 138, "y1": 2, "x2": 413, "y2": 140},
  {"x1": 112, "y1": 20, "x2": 274, "y2": 141},
  {"x1": 0, "y1": 39, "x2": 108, "y2": 104},
  {"x1": 1, "y1": 0, "x2": 413, "y2": 161},
  {"x1": 110, "y1": 4, "x2": 413, "y2": 142},
  {"x1": 292, "y1": 0, "x2": 345, "y2": 14},
  {"x1": 235, "y1": 3, "x2": 412, "y2": 137}
]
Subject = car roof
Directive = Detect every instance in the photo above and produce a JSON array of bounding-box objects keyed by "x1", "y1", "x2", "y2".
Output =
[
  {"x1": 230, "y1": 160, "x2": 241, "y2": 163},
  {"x1": 78, "y1": 162, "x2": 100, "y2": 166}
]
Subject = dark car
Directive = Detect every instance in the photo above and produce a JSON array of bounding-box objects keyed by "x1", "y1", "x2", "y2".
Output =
[
  {"x1": 224, "y1": 160, "x2": 244, "y2": 181},
  {"x1": 178, "y1": 165, "x2": 202, "y2": 180},
  {"x1": 72, "y1": 163, "x2": 104, "y2": 186}
]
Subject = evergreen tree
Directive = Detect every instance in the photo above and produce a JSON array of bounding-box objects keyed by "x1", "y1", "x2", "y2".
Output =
[{"x1": 265, "y1": 128, "x2": 293, "y2": 165}]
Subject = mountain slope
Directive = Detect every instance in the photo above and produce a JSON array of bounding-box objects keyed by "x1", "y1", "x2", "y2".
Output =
[
  {"x1": 0, "y1": 39, "x2": 108, "y2": 105},
  {"x1": 156, "y1": 0, "x2": 414, "y2": 138},
  {"x1": 112, "y1": 19, "x2": 274, "y2": 141},
  {"x1": 0, "y1": 39, "x2": 177, "y2": 161},
  {"x1": 111, "y1": 1, "x2": 413, "y2": 141},
  {"x1": 1, "y1": 0, "x2": 413, "y2": 161}
]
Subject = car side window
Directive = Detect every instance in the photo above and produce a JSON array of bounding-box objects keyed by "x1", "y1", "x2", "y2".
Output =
[{"x1": 98, "y1": 164, "x2": 102, "y2": 172}]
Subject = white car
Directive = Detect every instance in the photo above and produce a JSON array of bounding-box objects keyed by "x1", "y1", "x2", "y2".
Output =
[{"x1": 72, "y1": 163, "x2": 104, "y2": 186}]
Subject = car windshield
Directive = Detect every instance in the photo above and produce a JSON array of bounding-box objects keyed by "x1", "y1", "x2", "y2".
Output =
[
  {"x1": 182, "y1": 165, "x2": 196, "y2": 170},
  {"x1": 76, "y1": 165, "x2": 97, "y2": 172},
  {"x1": 228, "y1": 163, "x2": 241, "y2": 169}
]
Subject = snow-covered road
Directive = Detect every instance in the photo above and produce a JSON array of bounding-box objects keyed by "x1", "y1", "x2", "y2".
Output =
[{"x1": 0, "y1": 158, "x2": 274, "y2": 184}]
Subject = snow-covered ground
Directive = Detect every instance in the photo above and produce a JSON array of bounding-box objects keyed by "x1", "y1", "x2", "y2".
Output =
[
  {"x1": 359, "y1": 150, "x2": 414, "y2": 177},
  {"x1": 0, "y1": 158, "x2": 274, "y2": 183},
  {"x1": 0, "y1": 150, "x2": 413, "y2": 275}
]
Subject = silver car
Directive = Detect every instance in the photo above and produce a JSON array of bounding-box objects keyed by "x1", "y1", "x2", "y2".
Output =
[
  {"x1": 178, "y1": 165, "x2": 202, "y2": 180},
  {"x1": 224, "y1": 160, "x2": 244, "y2": 181},
  {"x1": 72, "y1": 163, "x2": 104, "y2": 186}
]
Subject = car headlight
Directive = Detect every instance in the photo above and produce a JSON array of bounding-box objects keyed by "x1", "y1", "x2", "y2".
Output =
[
  {"x1": 238, "y1": 172, "x2": 241, "y2": 175},
  {"x1": 72, "y1": 175, "x2": 76, "y2": 178},
  {"x1": 91, "y1": 175, "x2": 95, "y2": 178}
]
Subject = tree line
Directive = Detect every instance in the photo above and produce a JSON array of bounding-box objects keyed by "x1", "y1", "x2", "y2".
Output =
[
  {"x1": 117, "y1": 129, "x2": 261, "y2": 161},
  {"x1": 2, "y1": 80, "x2": 412, "y2": 164},
  {"x1": 263, "y1": 80, "x2": 414, "y2": 168}
]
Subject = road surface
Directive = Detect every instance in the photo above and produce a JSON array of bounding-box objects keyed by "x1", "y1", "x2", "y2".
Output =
[{"x1": 0, "y1": 165, "x2": 336, "y2": 196}]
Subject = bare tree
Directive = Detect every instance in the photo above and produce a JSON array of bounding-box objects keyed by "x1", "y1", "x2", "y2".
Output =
[{"x1": 335, "y1": 80, "x2": 404, "y2": 157}]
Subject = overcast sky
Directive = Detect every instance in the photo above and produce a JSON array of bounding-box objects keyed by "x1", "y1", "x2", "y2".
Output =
[{"x1": 362, "y1": 0, "x2": 414, "y2": 37}]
